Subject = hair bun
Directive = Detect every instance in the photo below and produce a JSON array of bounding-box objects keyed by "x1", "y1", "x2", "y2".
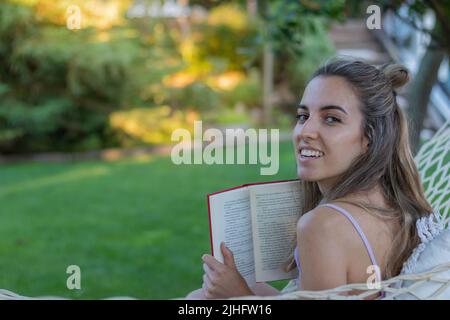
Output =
[{"x1": 381, "y1": 64, "x2": 410, "y2": 89}]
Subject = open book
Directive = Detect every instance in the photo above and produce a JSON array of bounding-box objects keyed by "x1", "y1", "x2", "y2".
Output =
[{"x1": 207, "y1": 179, "x2": 303, "y2": 287}]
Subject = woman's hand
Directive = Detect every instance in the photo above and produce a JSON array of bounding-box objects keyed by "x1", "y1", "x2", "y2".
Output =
[{"x1": 202, "y1": 242, "x2": 254, "y2": 299}]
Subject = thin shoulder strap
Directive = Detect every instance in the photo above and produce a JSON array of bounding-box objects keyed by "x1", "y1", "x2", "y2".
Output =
[{"x1": 319, "y1": 203, "x2": 381, "y2": 280}]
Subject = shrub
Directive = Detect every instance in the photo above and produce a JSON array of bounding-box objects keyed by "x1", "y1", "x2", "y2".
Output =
[
  {"x1": 284, "y1": 18, "x2": 336, "y2": 97},
  {"x1": 187, "y1": 3, "x2": 260, "y2": 73},
  {"x1": 109, "y1": 106, "x2": 199, "y2": 146},
  {"x1": 0, "y1": 0, "x2": 170, "y2": 153},
  {"x1": 219, "y1": 68, "x2": 262, "y2": 110}
]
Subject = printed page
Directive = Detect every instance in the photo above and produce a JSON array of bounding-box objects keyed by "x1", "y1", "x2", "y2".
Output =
[
  {"x1": 208, "y1": 187, "x2": 256, "y2": 286},
  {"x1": 249, "y1": 180, "x2": 302, "y2": 282}
]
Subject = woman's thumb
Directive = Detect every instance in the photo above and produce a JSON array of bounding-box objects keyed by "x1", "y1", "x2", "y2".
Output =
[{"x1": 221, "y1": 242, "x2": 236, "y2": 267}]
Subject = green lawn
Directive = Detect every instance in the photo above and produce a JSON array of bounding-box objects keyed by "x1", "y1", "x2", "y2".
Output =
[{"x1": 0, "y1": 140, "x2": 297, "y2": 299}]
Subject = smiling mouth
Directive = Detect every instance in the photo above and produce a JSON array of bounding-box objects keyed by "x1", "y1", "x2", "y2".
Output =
[
  {"x1": 298, "y1": 155, "x2": 323, "y2": 163},
  {"x1": 298, "y1": 148, "x2": 324, "y2": 158}
]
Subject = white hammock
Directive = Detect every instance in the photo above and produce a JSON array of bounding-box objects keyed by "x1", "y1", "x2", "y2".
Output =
[{"x1": 415, "y1": 121, "x2": 450, "y2": 227}]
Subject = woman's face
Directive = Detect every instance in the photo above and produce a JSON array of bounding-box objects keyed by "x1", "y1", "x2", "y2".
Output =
[{"x1": 292, "y1": 75, "x2": 369, "y2": 192}]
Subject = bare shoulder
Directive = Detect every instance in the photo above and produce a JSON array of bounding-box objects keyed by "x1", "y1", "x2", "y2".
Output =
[
  {"x1": 296, "y1": 199, "x2": 396, "y2": 289},
  {"x1": 295, "y1": 206, "x2": 352, "y2": 289},
  {"x1": 295, "y1": 205, "x2": 361, "y2": 269},
  {"x1": 296, "y1": 205, "x2": 358, "y2": 245}
]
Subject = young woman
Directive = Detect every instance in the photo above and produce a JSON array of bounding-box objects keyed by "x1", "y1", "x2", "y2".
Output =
[{"x1": 185, "y1": 58, "x2": 434, "y2": 299}]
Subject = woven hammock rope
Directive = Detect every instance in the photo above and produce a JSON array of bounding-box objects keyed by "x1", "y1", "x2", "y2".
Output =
[
  {"x1": 234, "y1": 262, "x2": 450, "y2": 300},
  {"x1": 0, "y1": 121, "x2": 449, "y2": 300},
  {"x1": 415, "y1": 121, "x2": 450, "y2": 227}
]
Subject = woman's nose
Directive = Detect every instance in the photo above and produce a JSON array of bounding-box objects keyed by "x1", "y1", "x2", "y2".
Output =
[{"x1": 294, "y1": 117, "x2": 319, "y2": 141}]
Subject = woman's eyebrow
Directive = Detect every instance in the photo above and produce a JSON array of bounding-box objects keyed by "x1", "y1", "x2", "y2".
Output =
[{"x1": 298, "y1": 104, "x2": 348, "y2": 115}]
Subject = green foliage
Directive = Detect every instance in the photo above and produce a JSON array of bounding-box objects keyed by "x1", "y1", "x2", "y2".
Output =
[
  {"x1": 266, "y1": 0, "x2": 345, "y2": 55},
  {"x1": 0, "y1": 95, "x2": 108, "y2": 152},
  {"x1": 108, "y1": 106, "x2": 199, "y2": 146},
  {"x1": 0, "y1": 1, "x2": 36, "y2": 76},
  {"x1": 0, "y1": 0, "x2": 341, "y2": 153},
  {"x1": 0, "y1": 1, "x2": 170, "y2": 153},
  {"x1": 15, "y1": 0, "x2": 133, "y2": 28},
  {"x1": 189, "y1": 3, "x2": 260, "y2": 73},
  {"x1": 67, "y1": 38, "x2": 142, "y2": 107},
  {"x1": 285, "y1": 18, "x2": 336, "y2": 95},
  {"x1": 10, "y1": 27, "x2": 78, "y2": 93},
  {"x1": 220, "y1": 68, "x2": 262, "y2": 109},
  {"x1": 164, "y1": 82, "x2": 221, "y2": 113},
  {"x1": 212, "y1": 107, "x2": 253, "y2": 126},
  {"x1": 0, "y1": 97, "x2": 70, "y2": 135}
]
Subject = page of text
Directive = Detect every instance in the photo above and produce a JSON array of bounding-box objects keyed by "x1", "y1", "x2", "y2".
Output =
[
  {"x1": 249, "y1": 181, "x2": 302, "y2": 282},
  {"x1": 208, "y1": 187, "x2": 256, "y2": 286}
]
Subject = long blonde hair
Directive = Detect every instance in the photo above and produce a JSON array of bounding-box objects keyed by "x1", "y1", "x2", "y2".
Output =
[{"x1": 288, "y1": 58, "x2": 433, "y2": 279}]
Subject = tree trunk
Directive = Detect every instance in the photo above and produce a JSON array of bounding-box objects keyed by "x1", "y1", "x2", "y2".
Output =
[
  {"x1": 259, "y1": 0, "x2": 274, "y2": 126},
  {"x1": 407, "y1": 46, "x2": 445, "y2": 155},
  {"x1": 177, "y1": 0, "x2": 190, "y2": 40},
  {"x1": 247, "y1": 0, "x2": 257, "y2": 17},
  {"x1": 262, "y1": 41, "x2": 274, "y2": 125}
]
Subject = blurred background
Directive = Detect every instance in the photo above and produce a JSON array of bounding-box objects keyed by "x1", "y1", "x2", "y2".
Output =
[{"x1": 0, "y1": 0, "x2": 448, "y2": 299}]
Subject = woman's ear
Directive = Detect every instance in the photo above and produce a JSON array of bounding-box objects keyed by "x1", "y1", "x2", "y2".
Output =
[{"x1": 362, "y1": 135, "x2": 370, "y2": 153}]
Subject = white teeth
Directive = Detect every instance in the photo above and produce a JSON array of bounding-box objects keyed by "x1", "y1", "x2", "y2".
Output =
[{"x1": 300, "y1": 149, "x2": 324, "y2": 157}]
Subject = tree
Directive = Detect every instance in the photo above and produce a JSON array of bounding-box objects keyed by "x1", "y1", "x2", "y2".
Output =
[
  {"x1": 382, "y1": 0, "x2": 450, "y2": 154},
  {"x1": 256, "y1": 0, "x2": 346, "y2": 125}
]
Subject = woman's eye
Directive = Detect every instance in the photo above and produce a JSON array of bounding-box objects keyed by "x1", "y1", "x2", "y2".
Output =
[
  {"x1": 296, "y1": 114, "x2": 341, "y2": 124},
  {"x1": 296, "y1": 114, "x2": 308, "y2": 122},
  {"x1": 325, "y1": 116, "x2": 340, "y2": 124}
]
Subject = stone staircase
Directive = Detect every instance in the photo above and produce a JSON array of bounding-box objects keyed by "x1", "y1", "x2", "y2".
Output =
[{"x1": 328, "y1": 19, "x2": 391, "y2": 66}]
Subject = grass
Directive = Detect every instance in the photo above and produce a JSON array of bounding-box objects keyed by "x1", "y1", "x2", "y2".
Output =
[{"x1": 0, "y1": 140, "x2": 297, "y2": 299}]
